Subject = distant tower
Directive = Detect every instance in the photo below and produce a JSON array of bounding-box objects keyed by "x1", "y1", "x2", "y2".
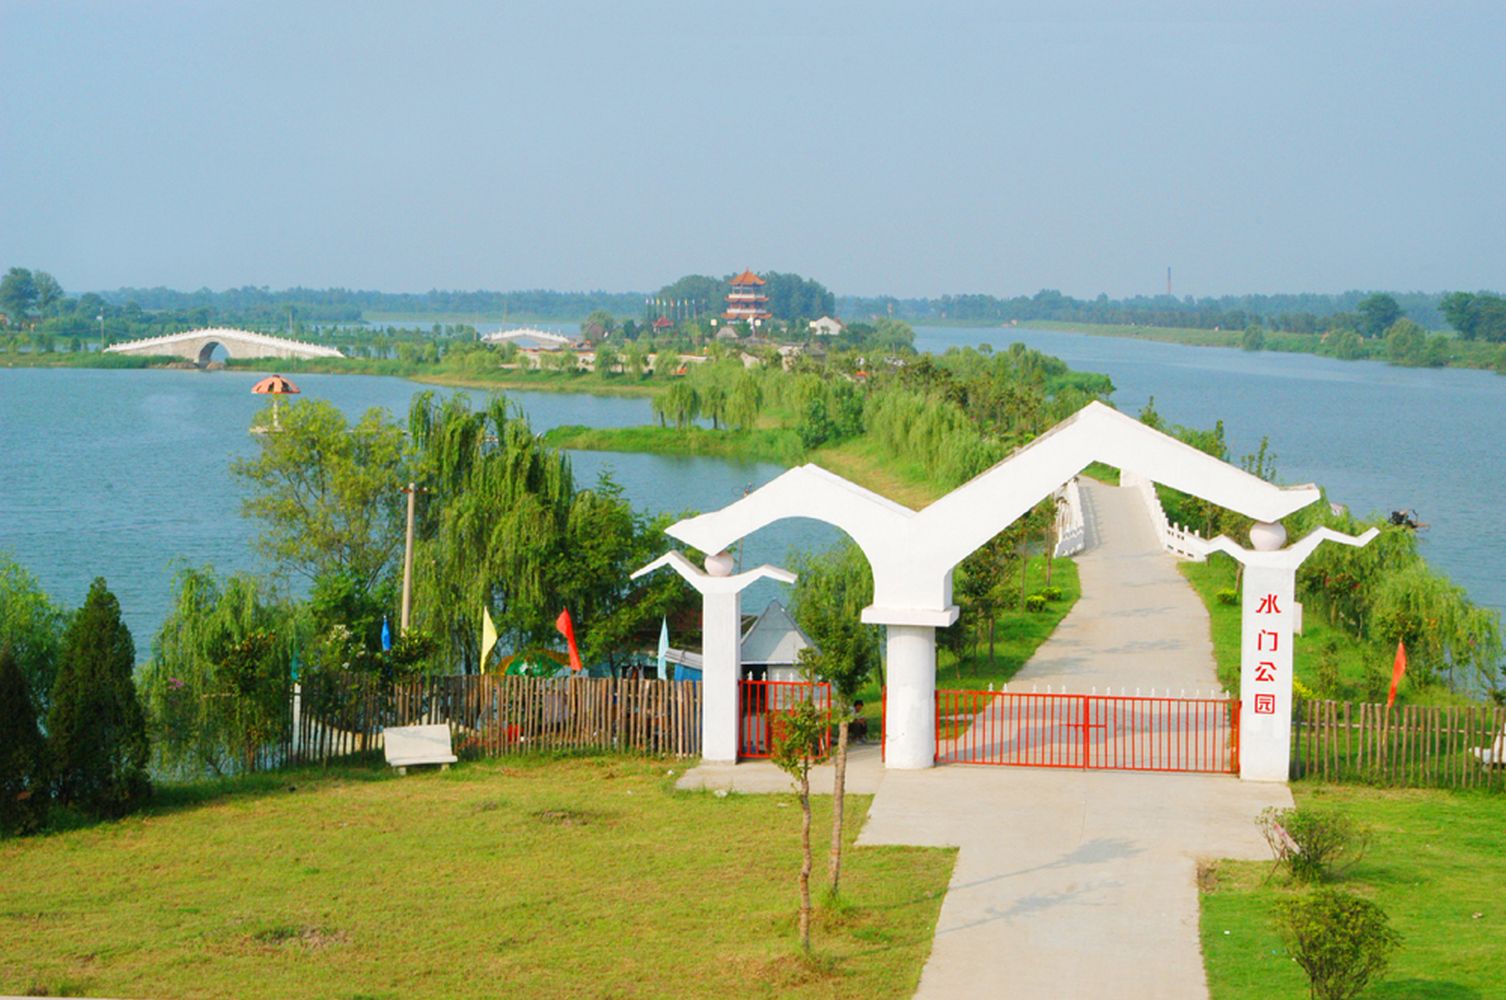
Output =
[
  {"x1": 1167, "y1": 266, "x2": 1172, "y2": 296},
  {"x1": 724, "y1": 269, "x2": 772, "y2": 327}
]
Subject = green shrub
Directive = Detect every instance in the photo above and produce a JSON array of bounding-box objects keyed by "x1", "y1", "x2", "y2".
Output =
[
  {"x1": 1275, "y1": 888, "x2": 1400, "y2": 1000},
  {"x1": 47, "y1": 579, "x2": 151, "y2": 818},
  {"x1": 1040, "y1": 586, "x2": 1064, "y2": 602},
  {"x1": 1257, "y1": 806, "x2": 1369, "y2": 884},
  {"x1": 1024, "y1": 594, "x2": 1047, "y2": 612},
  {"x1": 1216, "y1": 588, "x2": 1239, "y2": 606},
  {"x1": 0, "y1": 644, "x2": 48, "y2": 834}
]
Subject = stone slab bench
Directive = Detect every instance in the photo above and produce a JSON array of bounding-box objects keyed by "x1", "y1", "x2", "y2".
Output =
[
  {"x1": 1472, "y1": 724, "x2": 1506, "y2": 767},
  {"x1": 383, "y1": 723, "x2": 458, "y2": 774}
]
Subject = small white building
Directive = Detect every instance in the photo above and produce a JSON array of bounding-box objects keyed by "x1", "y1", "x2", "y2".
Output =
[
  {"x1": 661, "y1": 599, "x2": 818, "y2": 684},
  {"x1": 738, "y1": 600, "x2": 817, "y2": 683},
  {"x1": 808, "y1": 316, "x2": 845, "y2": 337}
]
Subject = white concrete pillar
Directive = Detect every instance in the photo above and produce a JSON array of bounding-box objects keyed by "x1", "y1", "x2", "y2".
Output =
[
  {"x1": 630, "y1": 551, "x2": 796, "y2": 766},
  {"x1": 1204, "y1": 524, "x2": 1377, "y2": 783},
  {"x1": 700, "y1": 590, "x2": 742, "y2": 763},
  {"x1": 883, "y1": 624, "x2": 937, "y2": 769},
  {"x1": 1238, "y1": 562, "x2": 1297, "y2": 782}
]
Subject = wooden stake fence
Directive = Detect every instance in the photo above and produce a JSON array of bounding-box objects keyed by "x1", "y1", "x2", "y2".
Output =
[
  {"x1": 287, "y1": 673, "x2": 702, "y2": 767},
  {"x1": 1291, "y1": 699, "x2": 1506, "y2": 789}
]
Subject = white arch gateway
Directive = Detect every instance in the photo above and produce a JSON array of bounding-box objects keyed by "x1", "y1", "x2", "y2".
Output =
[{"x1": 653, "y1": 401, "x2": 1374, "y2": 780}]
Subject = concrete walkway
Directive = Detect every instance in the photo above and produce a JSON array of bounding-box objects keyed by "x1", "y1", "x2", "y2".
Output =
[
  {"x1": 1014, "y1": 480, "x2": 1224, "y2": 696},
  {"x1": 858, "y1": 766, "x2": 1290, "y2": 999},
  {"x1": 678, "y1": 479, "x2": 1290, "y2": 998}
]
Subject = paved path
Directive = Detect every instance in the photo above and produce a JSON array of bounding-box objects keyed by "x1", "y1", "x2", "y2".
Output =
[
  {"x1": 1014, "y1": 479, "x2": 1224, "y2": 697},
  {"x1": 679, "y1": 479, "x2": 1290, "y2": 998},
  {"x1": 858, "y1": 766, "x2": 1290, "y2": 999}
]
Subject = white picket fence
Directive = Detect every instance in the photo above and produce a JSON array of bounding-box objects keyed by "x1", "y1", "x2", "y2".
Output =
[{"x1": 1121, "y1": 470, "x2": 1206, "y2": 561}]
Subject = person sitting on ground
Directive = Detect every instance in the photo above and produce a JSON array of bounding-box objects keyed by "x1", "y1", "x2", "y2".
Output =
[{"x1": 848, "y1": 700, "x2": 869, "y2": 743}]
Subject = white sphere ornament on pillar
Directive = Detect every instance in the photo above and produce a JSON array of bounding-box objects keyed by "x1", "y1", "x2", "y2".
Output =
[
  {"x1": 703, "y1": 551, "x2": 735, "y2": 577},
  {"x1": 1249, "y1": 521, "x2": 1287, "y2": 552}
]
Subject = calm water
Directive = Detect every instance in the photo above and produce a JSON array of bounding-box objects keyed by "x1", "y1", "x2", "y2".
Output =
[
  {"x1": 914, "y1": 325, "x2": 1506, "y2": 618},
  {"x1": 0, "y1": 369, "x2": 827, "y2": 654},
  {"x1": 2, "y1": 334, "x2": 1501, "y2": 657}
]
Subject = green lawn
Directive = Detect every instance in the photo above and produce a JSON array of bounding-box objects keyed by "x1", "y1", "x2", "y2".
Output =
[
  {"x1": 1, "y1": 755, "x2": 954, "y2": 1000},
  {"x1": 1200, "y1": 784, "x2": 1506, "y2": 999},
  {"x1": 542, "y1": 423, "x2": 806, "y2": 465}
]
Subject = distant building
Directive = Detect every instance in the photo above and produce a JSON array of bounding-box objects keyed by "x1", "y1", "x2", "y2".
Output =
[
  {"x1": 808, "y1": 316, "x2": 845, "y2": 337},
  {"x1": 715, "y1": 324, "x2": 741, "y2": 342},
  {"x1": 724, "y1": 269, "x2": 772, "y2": 327}
]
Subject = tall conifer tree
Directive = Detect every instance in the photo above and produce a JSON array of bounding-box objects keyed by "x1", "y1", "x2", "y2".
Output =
[
  {"x1": 0, "y1": 644, "x2": 47, "y2": 833},
  {"x1": 48, "y1": 579, "x2": 151, "y2": 817}
]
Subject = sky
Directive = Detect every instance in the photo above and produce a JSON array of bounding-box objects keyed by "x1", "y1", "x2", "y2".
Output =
[{"x1": 2, "y1": 1, "x2": 1503, "y2": 299}]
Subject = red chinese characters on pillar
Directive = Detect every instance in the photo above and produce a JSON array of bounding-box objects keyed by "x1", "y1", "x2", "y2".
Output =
[{"x1": 1251, "y1": 594, "x2": 1283, "y2": 711}]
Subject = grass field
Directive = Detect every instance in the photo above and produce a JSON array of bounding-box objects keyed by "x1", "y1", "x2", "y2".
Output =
[
  {"x1": 0, "y1": 755, "x2": 954, "y2": 1000},
  {"x1": 542, "y1": 423, "x2": 806, "y2": 465},
  {"x1": 1200, "y1": 783, "x2": 1506, "y2": 999}
]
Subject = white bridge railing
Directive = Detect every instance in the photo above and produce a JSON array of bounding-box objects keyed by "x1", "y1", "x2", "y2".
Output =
[
  {"x1": 1121, "y1": 470, "x2": 1206, "y2": 561},
  {"x1": 1053, "y1": 478, "x2": 1086, "y2": 558},
  {"x1": 104, "y1": 326, "x2": 344, "y2": 358}
]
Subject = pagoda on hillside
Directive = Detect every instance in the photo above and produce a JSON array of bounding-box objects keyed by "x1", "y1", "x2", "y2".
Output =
[{"x1": 723, "y1": 269, "x2": 772, "y2": 327}]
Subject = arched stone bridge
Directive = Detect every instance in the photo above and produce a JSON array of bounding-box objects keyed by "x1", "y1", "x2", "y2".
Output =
[{"x1": 104, "y1": 327, "x2": 344, "y2": 366}]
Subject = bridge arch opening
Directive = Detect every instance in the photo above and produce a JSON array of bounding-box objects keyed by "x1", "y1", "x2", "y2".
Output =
[{"x1": 196, "y1": 341, "x2": 230, "y2": 367}]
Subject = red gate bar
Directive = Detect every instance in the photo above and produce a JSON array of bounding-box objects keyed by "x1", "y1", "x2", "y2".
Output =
[
  {"x1": 934, "y1": 689, "x2": 1240, "y2": 775},
  {"x1": 738, "y1": 679, "x2": 832, "y2": 760}
]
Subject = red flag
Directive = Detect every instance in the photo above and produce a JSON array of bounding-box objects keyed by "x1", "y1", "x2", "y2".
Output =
[
  {"x1": 555, "y1": 608, "x2": 583, "y2": 672},
  {"x1": 1386, "y1": 640, "x2": 1407, "y2": 708}
]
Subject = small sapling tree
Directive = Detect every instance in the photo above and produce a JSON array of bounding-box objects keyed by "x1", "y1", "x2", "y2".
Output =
[
  {"x1": 1276, "y1": 889, "x2": 1400, "y2": 1000},
  {"x1": 770, "y1": 693, "x2": 831, "y2": 953},
  {"x1": 48, "y1": 578, "x2": 151, "y2": 818},
  {"x1": 791, "y1": 541, "x2": 878, "y2": 898},
  {"x1": 0, "y1": 644, "x2": 48, "y2": 834}
]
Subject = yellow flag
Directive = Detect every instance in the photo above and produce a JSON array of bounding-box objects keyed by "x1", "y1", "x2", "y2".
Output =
[{"x1": 480, "y1": 606, "x2": 498, "y2": 671}]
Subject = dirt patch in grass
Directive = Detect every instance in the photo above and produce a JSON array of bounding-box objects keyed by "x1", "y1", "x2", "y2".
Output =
[
  {"x1": 530, "y1": 806, "x2": 612, "y2": 827},
  {"x1": 248, "y1": 925, "x2": 349, "y2": 951}
]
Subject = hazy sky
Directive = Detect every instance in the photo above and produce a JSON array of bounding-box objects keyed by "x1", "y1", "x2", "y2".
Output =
[{"x1": 2, "y1": 1, "x2": 1502, "y2": 299}]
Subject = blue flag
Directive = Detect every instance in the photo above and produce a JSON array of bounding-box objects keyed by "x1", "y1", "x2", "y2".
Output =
[
  {"x1": 381, "y1": 615, "x2": 392, "y2": 652},
  {"x1": 656, "y1": 617, "x2": 669, "y2": 680}
]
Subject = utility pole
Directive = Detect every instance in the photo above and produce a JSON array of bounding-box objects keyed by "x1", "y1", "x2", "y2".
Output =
[{"x1": 399, "y1": 482, "x2": 428, "y2": 632}]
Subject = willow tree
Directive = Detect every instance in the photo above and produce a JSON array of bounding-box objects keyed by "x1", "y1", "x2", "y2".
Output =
[
  {"x1": 141, "y1": 567, "x2": 292, "y2": 777},
  {"x1": 406, "y1": 393, "x2": 686, "y2": 673}
]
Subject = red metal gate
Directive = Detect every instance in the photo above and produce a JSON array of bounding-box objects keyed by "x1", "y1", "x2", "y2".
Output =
[
  {"x1": 934, "y1": 690, "x2": 1240, "y2": 774},
  {"x1": 739, "y1": 679, "x2": 831, "y2": 759}
]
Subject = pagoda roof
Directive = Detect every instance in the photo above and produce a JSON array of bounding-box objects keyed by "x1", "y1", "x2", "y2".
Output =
[{"x1": 729, "y1": 269, "x2": 766, "y2": 286}]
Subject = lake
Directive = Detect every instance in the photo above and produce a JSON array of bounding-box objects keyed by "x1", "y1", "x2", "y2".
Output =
[
  {"x1": 0, "y1": 368, "x2": 828, "y2": 653},
  {"x1": 1, "y1": 331, "x2": 1501, "y2": 656}
]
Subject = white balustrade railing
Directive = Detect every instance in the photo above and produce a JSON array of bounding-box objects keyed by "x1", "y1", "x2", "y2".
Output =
[
  {"x1": 1053, "y1": 478, "x2": 1086, "y2": 558},
  {"x1": 1121, "y1": 470, "x2": 1206, "y2": 561},
  {"x1": 104, "y1": 326, "x2": 343, "y2": 358}
]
